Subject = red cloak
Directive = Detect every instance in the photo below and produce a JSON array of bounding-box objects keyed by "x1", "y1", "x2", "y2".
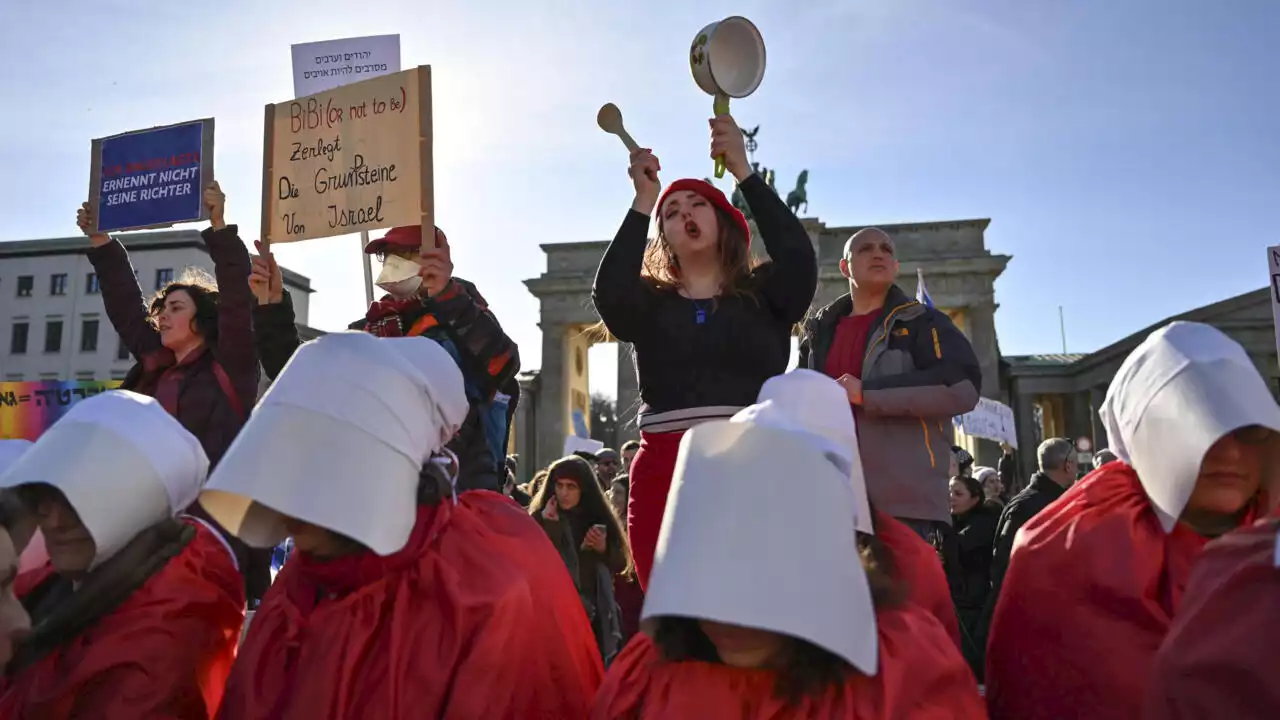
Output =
[
  {"x1": 591, "y1": 605, "x2": 984, "y2": 719},
  {"x1": 1144, "y1": 511, "x2": 1280, "y2": 719},
  {"x1": 0, "y1": 519, "x2": 245, "y2": 719},
  {"x1": 875, "y1": 510, "x2": 961, "y2": 648},
  {"x1": 218, "y1": 491, "x2": 604, "y2": 719},
  {"x1": 985, "y1": 463, "x2": 1237, "y2": 720}
]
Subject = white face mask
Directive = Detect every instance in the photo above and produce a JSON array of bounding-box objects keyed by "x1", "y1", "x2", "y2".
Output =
[{"x1": 375, "y1": 255, "x2": 423, "y2": 299}]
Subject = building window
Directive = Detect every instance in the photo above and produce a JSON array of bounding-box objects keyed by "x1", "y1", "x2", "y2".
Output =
[
  {"x1": 117, "y1": 336, "x2": 131, "y2": 361},
  {"x1": 16, "y1": 276, "x2": 33, "y2": 297},
  {"x1": 81, "y1": 319, "x2": 99, "y2": 352},
  {"x1": 9, "y1": 322, "x2": 28, "y2": 354},
  {"x1": 3, "y1": 374, "x2": 22, "y2": 382},
  {"x1": 155, "y1": 268, "x2": 174, "y2": 290},
  {"x1": 75, "y1": 371, "x2": 95, "y2": 381},
  {"x1": 110, "y1": 369, "x2": 128, "y2": 380},
  {"x1": 50, "y1": 274, "x2": 68, "y2": 296},
  {"x1": 85, "y1": 273, "x2": 100, "y2": 294},
  {"x1": 44, "y1": 320, "x2": 63, "y2": 353}
]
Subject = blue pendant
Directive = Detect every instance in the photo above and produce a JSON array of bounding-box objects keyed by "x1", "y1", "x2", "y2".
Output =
[{"x1": 695, "y1": 309, "x2": 707, "y2": 324}]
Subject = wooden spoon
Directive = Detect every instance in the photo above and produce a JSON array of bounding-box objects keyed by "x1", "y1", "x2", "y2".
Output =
[{"x1": 596, "y1": 103, "x2": 640, "y2": 152}]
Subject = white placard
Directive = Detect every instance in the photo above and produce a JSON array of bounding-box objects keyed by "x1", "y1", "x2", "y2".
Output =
[
  {"x1": 291, "y1": 34, "x2": 401, "y2": 98},
  {"x1": 1268, "y1": 246, "x2": 1280, "y2": 360},
  {"x1": 955, "y1": 397, "x2": 1017, "y2": 448}
]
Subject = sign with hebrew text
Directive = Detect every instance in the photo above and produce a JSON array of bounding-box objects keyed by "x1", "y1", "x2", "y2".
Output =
[{"x1": 0, "y1": 381, "x2": 124, "y2": 441}]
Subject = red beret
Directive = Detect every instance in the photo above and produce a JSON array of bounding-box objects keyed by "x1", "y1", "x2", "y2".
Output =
[
  {"x1": 362, "y1": 225, "x2": 445, "y2": 254},
  {"x1": 655, "y1": 179, "x2": 751, "y2": 244}
]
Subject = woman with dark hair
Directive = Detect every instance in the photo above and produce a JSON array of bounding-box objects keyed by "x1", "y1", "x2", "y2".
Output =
[
  {"x1": 948, "y1": 474, "x2": 998, "y2": 678},
  {"x1": 592, "y1": 115, "x2": 818, "y2": 588},
  {"x1": 76, "y1": 185, "x2": 268, "y2": 602},
  {"x1": 202, "y1": 333, "x2": 603, "y2": 719},
  {"x1": 529, "y1": 455, "x2": 632, "y2": 663},
  {"x1": 592, "y1": 402, "x2": 982, "y2": 718}
]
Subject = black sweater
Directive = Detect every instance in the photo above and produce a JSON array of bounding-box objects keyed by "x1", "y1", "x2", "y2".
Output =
[{"x1": 591, "y1": 174, "x2": 818, "y2": 417}]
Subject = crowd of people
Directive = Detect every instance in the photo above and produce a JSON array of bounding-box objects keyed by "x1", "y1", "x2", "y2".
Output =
[{"x1": 0, "y1": 111, "x2": 1273, "y2": 718}]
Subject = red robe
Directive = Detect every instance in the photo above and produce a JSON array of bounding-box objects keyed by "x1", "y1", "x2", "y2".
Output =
[
  {"x1": 592, "y1": 606, "x2": 984, "y2": 719},
  {"x1": 875, "y1": 510, "x2": 961, "y2": 648},
  {"x1": 219, "y1": 492, "x2": 604, "y2": 719},
  {"x1": 1144, "y1": 511, "x2": 1280, "y2": 719},
  {"x1": 985, "y1": 462, "x2": 1244, "y2": 720},
  {"x1": 0, "y1": 519, "x2": 245, "y2": 719}
]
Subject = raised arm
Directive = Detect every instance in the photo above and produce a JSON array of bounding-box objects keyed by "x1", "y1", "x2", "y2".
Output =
[
  {"x1": 78, "y1": 203, "x2": 163, "y2": 361},
  {"x1": 591, "y1": 147, "x2": 663, "y2": 344},
  {"x1": 200, "y1": 185, "x2": 259, "y2": 397},
  {"x1": 249, "y1": 245, "x2": 302, "y2": 381},
  {"x1": 739, "y1": 173, "x2": 818, "y2": 323}
]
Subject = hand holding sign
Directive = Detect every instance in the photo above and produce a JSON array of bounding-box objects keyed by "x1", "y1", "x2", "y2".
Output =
[
  {"x1": 76, "y1": 203, "x2": 110, "y2": 248},
  {"x1": 250, "y1": 240, "x2": 284, "y2": 306},
  {"x1": 417, "y1": 230, "x2": 453, "y2": 298},
  {"x1": 204, "y1": 181, "x2": 226, "y2": 230}
]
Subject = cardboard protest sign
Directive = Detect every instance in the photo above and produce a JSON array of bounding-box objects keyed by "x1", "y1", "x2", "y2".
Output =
[
  {"x1": 89, "y1": 119, "x2": 215, "y2": 233},
  {"x1": 0, "y1": 380, "x2": 123, "y2": 441},
  {"x1": 261, "y1": 66, "x2": 433, "y2": 248},
  {"x1": 291, "y1": 34, "x2": 401, "y2": 98},
  {"x1": 954, "y1": 397, "x2": 1018, "y2": 448}
]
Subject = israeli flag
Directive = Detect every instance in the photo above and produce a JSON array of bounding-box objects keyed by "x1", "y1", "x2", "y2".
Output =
[{"x1": 916, "y1": 268, "x2": 935, "y2": 309}]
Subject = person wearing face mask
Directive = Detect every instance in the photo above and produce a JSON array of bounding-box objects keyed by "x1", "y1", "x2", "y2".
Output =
[
  {"x1": 0, "y1": 391, "x2": 244, "y2": 719},
  {"x1": 75, "y1": 185, "x2": 269, "y2": 606},
  {"x1": 591, "y1": 114, "x2": 818, "y2": 590},
  {"x1": 249, "y1": 227, "x2": 519, "y2": 493},
  {"x1": 985, "y1": 322, "x2": 1280, "y2": 720}
]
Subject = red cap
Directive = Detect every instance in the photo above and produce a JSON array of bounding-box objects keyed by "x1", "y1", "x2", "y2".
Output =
[
  {"x1": 363, "y1": 225, "x2": 445, "y2": 255},
  {"x1": 655, "y1": 179, "x2": 751, "y2": 244}
]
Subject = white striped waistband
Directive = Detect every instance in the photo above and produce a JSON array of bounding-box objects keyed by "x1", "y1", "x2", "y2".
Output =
[{"x1": 638, "y1": 406, "x2": 745, "y2": 433}]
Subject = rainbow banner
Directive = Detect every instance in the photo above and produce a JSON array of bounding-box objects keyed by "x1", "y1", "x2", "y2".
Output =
[{"x1": 0, "y1": 381, "x2": 124, "y2": 441}]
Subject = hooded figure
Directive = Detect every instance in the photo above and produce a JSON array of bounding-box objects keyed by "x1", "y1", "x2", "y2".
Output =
[
  {"x1": 203, "y1": 332, "x2": 602, "y2": 719},
  {"x1": 734, "y1": 370, "x2": 961, "y2": 646},
  {"x1": 592, "y1": 375, "x2": 983, "y2": 719},
  {"x1": 0, "y1": 441, "x2": 45, "y2": 573},
  {"x1": 985, "y1": 322, "x2": 1280, "y2": 720},
  {"x1": 0, "y1": 391, "x2": 244, "y2": 719}
]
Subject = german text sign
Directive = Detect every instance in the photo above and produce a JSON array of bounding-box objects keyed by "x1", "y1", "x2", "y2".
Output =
[
  {"x1": 89, "y1": 119, "x2": 215, "y2": 233},
  {"x1": 955, "y1": 397, "x2": 1017, "y2": 448},
  {"x1": 262, "y1": 66, "x2": 433, "y2": 245}
]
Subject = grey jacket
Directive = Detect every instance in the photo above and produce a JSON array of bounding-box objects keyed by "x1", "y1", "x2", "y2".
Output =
[{"x1": 799, "y1": 286, "x2": 983, "y2": 523}]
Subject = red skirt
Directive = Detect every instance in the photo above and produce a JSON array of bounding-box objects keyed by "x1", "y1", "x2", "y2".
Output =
[{"x1": 626, "y1": 430, "x2": 686, "y2": 590}]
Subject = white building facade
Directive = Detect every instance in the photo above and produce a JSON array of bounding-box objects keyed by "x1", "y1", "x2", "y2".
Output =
[{"x1": 0, "y1": 230, "x2": 314, "y2": 382}]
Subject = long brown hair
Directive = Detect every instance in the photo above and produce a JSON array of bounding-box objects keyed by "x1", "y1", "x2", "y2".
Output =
[
  {"x1": 643, "y1": 204, "x2": 758, "y2": 296},
  {"x1": 528, "y1": 455, "x2": 633, "y2": 576}
]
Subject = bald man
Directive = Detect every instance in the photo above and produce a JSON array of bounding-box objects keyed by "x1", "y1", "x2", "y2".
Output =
[{"x1": 798, "y1": 228, "x2": 981, "y2": 546}]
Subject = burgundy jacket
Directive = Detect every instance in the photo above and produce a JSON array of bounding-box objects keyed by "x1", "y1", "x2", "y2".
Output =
[{"x1": 87, "y1": 226, "x2": 269, "y2": 601}]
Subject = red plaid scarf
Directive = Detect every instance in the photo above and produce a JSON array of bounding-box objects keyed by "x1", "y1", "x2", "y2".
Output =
[{"x1": 363, "y1": 295, "x2": 426, "y2": 338}]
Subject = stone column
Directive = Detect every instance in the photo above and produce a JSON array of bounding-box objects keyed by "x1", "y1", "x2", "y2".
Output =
[
  {"x1": 967, "y1": 302, "x2": 1001, "y2": 397},
  {"x1": 1013, "y1": 384, "x2": 1038, "y2": 485},
  {"x1": 1089, "y1": 386, "x2": 1108, "y2": 449},
  {"x1": 535, "y1": 323, "x2": 569, "y2": 473},
  {"x1": 615, "y1": 342, "x2": 640, "y2": 442}
]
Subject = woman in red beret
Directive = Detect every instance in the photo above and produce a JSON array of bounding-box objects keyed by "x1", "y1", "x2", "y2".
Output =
[{"x1": 592, "y1": 114, "x2": 818, "y2": 588}]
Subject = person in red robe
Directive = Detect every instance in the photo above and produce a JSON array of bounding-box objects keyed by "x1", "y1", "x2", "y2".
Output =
[
  {"x1": 0, "y1": 390, "x2": 244, "y2": 719},
  {"x1": 1144, "y1": 463, "x2": 1280, "y2": 717},
  {"x1": 201, "y1": 332, "x2": 603, "y2": 719},
  {"x1": 593, "y1": 386, "x2": 984, "y2": 718},
  {"x1": 985, "y1": 321, "x2": 1280, "y2": 720},
  {"x1": 735, "y1": 370, "x2": 962, "y2": 646}
]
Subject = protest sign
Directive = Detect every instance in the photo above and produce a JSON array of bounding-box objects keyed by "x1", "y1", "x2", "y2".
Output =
[
  {"x1": 0, "y1": 380, "x2": 123, "y2": 441},
  {"x1": 1267, "y1": 246, "x2": 1280, "y2": 359},
  {"x1": 89, "y1": 119, "x2": 215, "y2": 233},
  {"x1": 954, "y1": 397, "x2": 1017, "y2": 448},
  {"x1": 291, "y1": 34, "x2": 401, "y2": 98},
  {"x1": 261, "y1": 66, "x2": 433, "y2": 248}
]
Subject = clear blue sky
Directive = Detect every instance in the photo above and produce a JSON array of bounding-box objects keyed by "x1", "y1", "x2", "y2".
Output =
[{"x1": 2, "y1": 0, "x2": 1276, "y2": 399}]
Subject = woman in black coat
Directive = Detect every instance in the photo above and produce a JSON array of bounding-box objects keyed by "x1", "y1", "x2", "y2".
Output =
[{"x1": 948, "y1": 474, "x2": 999, "y2": 680}]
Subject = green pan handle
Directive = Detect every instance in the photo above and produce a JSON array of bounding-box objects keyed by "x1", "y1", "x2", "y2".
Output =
[{"x1": 713, "y1": 93, "x2": 730, "y2": 178}]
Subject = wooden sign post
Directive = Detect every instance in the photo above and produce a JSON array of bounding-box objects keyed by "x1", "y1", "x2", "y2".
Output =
[{"x1": 260, "y1": 66, "x2": 433, "y2": 252}]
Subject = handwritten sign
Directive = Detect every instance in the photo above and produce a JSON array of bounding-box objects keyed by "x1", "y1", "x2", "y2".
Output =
[
  {"x1": 89, "y1": 119, "x2": 215, "y2": 233},
  {"x1": 291, "y1": 34, "x2": 401, "y2": 98},
  {"x1": 261, "y1": 66, "x2": 433, "y2": 246},
  {"x1": 0, "y1": 381, "x2": 123, "y2": 441},
  {"x1": 954, "y1": 397, "x2": 1017, "y2": 448}
]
